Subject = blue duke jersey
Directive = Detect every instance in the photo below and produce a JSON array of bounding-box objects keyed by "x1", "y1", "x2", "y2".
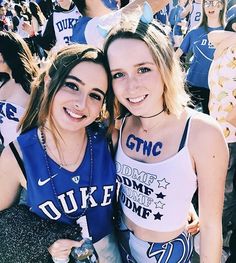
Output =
[
  {"x1": 17, "y1": 127, "x2": 117, "y2": 243},
  {"x1": 0, "y1": 101, "x2": 25, "y2": 146},
  {"x1": 153, "y1": 4, "x2": 170, "y2": 25},
  {"x1": 180, "y1": 26, "x2": 223, "y2": 88}
]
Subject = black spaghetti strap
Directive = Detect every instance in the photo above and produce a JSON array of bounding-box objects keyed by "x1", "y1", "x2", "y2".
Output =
[
  {"x1": 178, "y1": 117, "x2": 191, "y2": 152},
  {"x1": 9, "y1": 142, "x2": 27, "y2": 178}
]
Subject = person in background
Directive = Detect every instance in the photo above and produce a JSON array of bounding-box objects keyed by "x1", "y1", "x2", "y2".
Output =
[
  {"x1": 181, "y1": 0, "x2": 203, "y2": 32},
  {"x1": 208, "y1": 4, "x2": 236, "y2": 262},
  {"x1": 20, "y1": 1, "x2": 32, "y2": 22},
  {"x1": 71, "y1": 0, "x2": 170, "y2": 49},
  {"x1": 28, "y1": 1, "x2": 46, "y2": 58},
  {"x1": 12, "y1": 4, "x2": 30, "y2": 38},
  {"x1": 0, "y1": 31, "x2": 38, "y2": 153},
  {"x1": 176, "y1": 0, "x2": 226, "y2": 114},
  {"x1": 23, "y1": 0, "x2": 81, "y2": 53},
  {"x1": 103, "y1": 3, "x2": 228, "y2": 262},
  {"x1": 169, "y1": 0, "x2": 188, "y2": 48},
  {"x1": 0, "y1": 4, "x2": 12, "y2": 31},
  {"x1": 29, "y1": 1, "x2": 46, "y2": 34}
]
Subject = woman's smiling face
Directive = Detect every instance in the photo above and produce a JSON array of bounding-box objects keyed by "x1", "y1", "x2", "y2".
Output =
[
  {"x1": 107, "y1": 38, "x2": 165, "y2": 117},
  {"x1": 51, "y1": 61, "x2": 108, "y2": 132}
]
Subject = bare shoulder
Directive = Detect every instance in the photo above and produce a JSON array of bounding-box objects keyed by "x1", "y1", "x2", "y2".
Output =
[
  {"x1": 0, "y1": 142, "x2": 25, "y2": 186},
  {"x1": 190, "y1": 112, "x2": 224, "y2": 140},
  {"x1": 0, "y1": 144, "x2": 17, "y2": 167},
  {"x1": 188, "y1": 112, "x2": 228, "y2": 159}
]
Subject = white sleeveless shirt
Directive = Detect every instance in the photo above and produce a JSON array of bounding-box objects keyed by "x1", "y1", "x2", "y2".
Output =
[
  {"x1": 115, "y1": 117, "x2": 197, "y2": 232},
  {"x1": 0, "y1": 100, "x2": 25, "y2": 146}
]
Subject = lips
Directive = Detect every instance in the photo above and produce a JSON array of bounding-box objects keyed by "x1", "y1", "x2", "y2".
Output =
[
  {"x1": 64, "y1": 108, "x2": 86, "y2": 119},
  {"x1": 208, "y1": 10, "x2": 215, "y2": 14},
  {"x1": 127, "y1": 95, "x2": 147, "y2": 103}
]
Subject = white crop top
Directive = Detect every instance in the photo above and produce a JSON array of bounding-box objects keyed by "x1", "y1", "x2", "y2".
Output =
[{"x1": 115, "y1": 117, "x2": 197, "y2": 232}]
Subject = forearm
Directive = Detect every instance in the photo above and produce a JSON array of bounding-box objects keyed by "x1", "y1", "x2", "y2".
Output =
[
  {"x1": 200, "y1": 225, "x2": 222, "y2": 263},
  {"x1": 122, "y1": 0, "x2": 170, "y2": 14}
]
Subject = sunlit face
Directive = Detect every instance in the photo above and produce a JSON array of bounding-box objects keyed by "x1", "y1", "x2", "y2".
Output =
[
  {"x1": 107, "y1": 38, "x2": 164, "y2": 117},
  {"x1": 204, "y1": 0, "x2": 223, "y2": 17},
  {"x1": 51, "y1": 61, "x2": 108, "y2": 132}
]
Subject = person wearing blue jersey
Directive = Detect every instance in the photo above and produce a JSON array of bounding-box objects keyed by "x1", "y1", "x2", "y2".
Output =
[
  {"x1": 0, "y1": 44, "x2": 122, "y2": 263},
  {"x1": 153, "y1": 3, "x2": 170, "y2": 25},
  {"x1": 176, "y1": 0, "x2": 226, "y2": 114},
  {"x1": 103, "y1": 3, "x2": 228, "y2": 262},
  {"x1": 169, "y1": 0, "x2": 188, "y2": 48},
  {"x1": 71, "y1": 0, "x2": 170, "y2": 48}
]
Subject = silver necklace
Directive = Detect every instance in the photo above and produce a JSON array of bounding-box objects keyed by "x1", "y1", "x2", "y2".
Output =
[{"x1": 40, "y1": 127, "x2": 93, "y2": 221}]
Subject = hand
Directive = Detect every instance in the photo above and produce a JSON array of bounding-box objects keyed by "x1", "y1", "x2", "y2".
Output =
[
  {"x1": 22, "y1": 21, "x2": 34, "y2": 35},
  {"x1": 48, "y1": 239, "x2": 83, "y2": 260},
  {"x1": 186, "y1": 204, "x2": 200, "y2": 235}
]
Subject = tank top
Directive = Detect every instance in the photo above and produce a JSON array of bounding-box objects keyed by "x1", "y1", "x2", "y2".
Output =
[
  {"x1": 17, "y1": 127, "x2": 117, "y2": 243},
  {"x1": 0, "y1": 100, "x2": 25, "y2": 146},
  {"x1": 116, "y1": 117, "x2": 197, "y2": 232},
  {"x1": 53, "y1": 5, "x2": 80, "y2": 51},
  {"x1": 188, "y1": 1, "x2": 202, "y2": 31}
]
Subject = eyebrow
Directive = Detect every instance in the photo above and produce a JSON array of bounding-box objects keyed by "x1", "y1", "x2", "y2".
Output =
[
  {"x1": 66, "y1": 75, "x2": 106, "y2": 97},
  {"x1": 110, "y1": 62, "x2": 155, "y2": 72}
]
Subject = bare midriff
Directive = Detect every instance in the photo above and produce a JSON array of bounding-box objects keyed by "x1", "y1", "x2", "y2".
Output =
[{"x1": 124, "y1": 214, "x2": 186, "y2": 243}]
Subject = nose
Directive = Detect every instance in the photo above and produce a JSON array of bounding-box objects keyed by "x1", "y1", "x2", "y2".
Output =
[
  {"x1": 74, "y1": 93, "x2": 87, "y2": 111},
  {"x1": 126, "y1": 75, "x2": 139, "y2": 93}
]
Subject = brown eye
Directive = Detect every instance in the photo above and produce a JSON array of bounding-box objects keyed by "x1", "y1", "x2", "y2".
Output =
[
  {"x1": 89, "y1": 93, "x2": 102, "y2": 101},
  {"x1": 64, "y1": 82, "x2": 79, "y2": 91}
]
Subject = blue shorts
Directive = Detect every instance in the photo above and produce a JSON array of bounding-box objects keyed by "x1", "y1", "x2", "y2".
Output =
[{"x1": 117, "y1": 223, "x2": 193, "y2": 263}]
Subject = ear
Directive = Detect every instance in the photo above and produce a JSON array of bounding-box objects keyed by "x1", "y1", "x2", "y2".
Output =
[{"x1": 44, "y1": 74, "x2": 51, "y2": 88}]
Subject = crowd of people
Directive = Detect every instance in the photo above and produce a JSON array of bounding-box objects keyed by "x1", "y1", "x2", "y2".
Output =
[{"x1": 0, "y1": 0, "x2": 235, "y2": 262}]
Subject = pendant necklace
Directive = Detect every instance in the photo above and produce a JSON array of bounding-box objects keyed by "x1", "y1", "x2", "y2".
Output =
[
  {"x1": 139, "y1": 109, "x2": 164, "y2": 133},
  {"x1": 45, "y1": 132, "x2": 86, "y2": 169},
  {"x1": 40, "y1": 127, "x2": 93, "y2": 221}
]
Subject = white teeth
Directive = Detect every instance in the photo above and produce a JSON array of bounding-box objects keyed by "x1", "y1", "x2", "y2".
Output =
[
  {"x1": 128, "y1": 95, "x2": 146, "y2": 103},
  {"x1": 66, "y1": 109, "x2": 84, "y2": 119}
]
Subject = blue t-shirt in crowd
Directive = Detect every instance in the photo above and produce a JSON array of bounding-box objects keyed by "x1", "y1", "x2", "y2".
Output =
[{"x1": 180, "y1": 25, "x2": 223, "y2": 89}]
